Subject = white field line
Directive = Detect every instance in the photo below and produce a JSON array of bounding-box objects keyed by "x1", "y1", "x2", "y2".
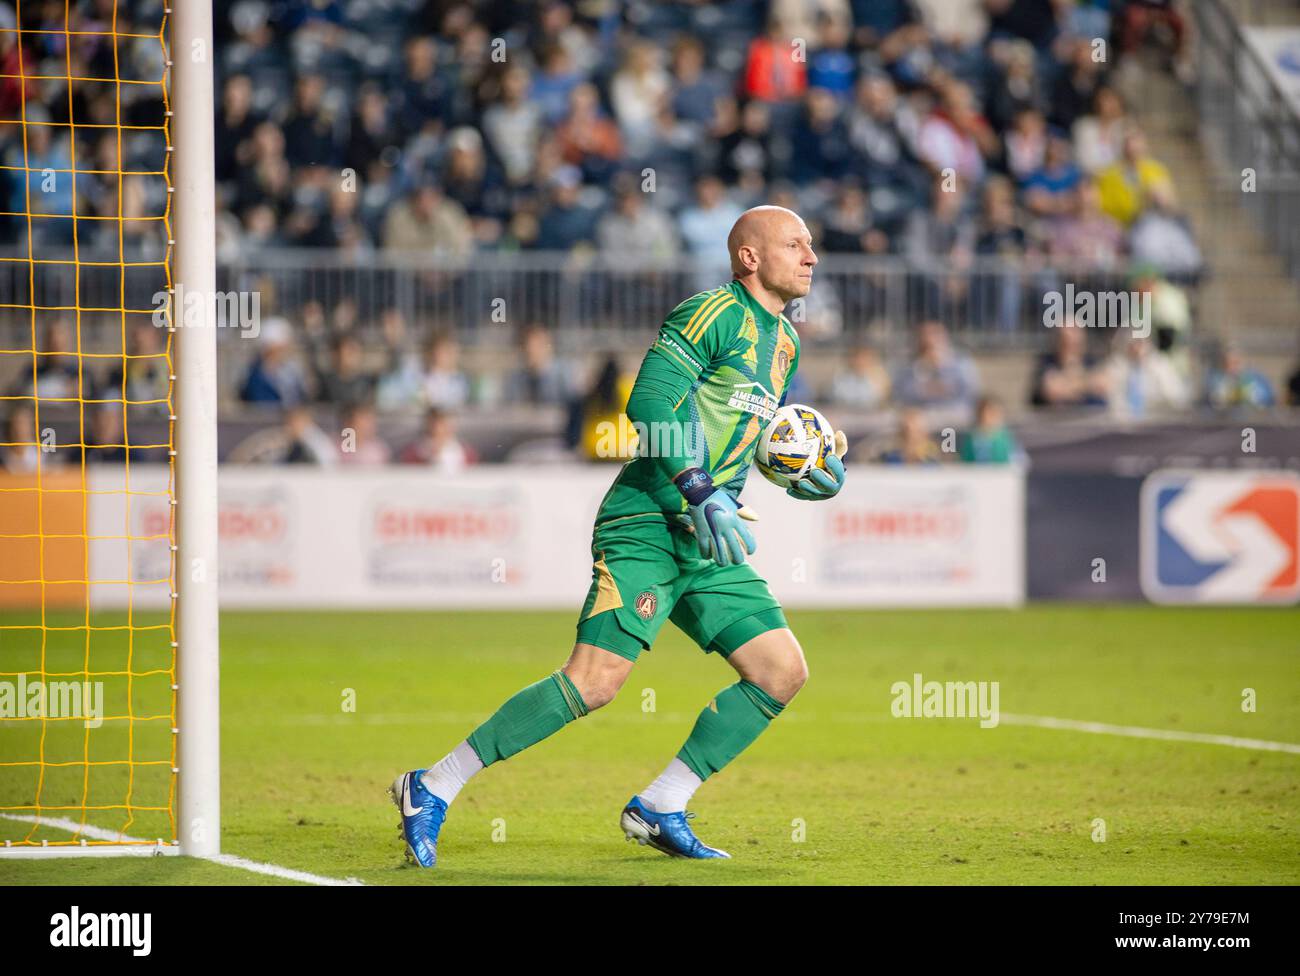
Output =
[
  {"x1": 8, "y1": 715, "x2": 1290, "y2": 875},
  {"x1": 203, "y1": 853, "x2": 363, "y2": 886},
  {"x1": 1000, "y1": 713, "x2": 1300, "y2": 754},
  {"x1": 0, "y1": 813, "x2": 363, "y2": 885},
  {"x1": 275, "y1": 709, "x2": 1300, "y2": 755}
]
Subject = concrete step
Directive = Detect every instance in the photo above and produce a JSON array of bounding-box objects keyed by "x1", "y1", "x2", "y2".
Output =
[
  {"x1": 1199, "y1": 268, "x2": 1300, "y2": 294},
  {"x1": 1117, "y1": 41, "x2": 1299, "y2": 341},
  {"x1": 1224, "y1": 0, "x2": 1300, "y2": 27}
]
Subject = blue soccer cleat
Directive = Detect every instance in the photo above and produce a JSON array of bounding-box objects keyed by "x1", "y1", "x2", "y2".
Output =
[
  {"x1": 389, "y1": 769, "x2": 448, "y2": 868},
  {"x1": 620, "y1": 795, "x2": 730, "y2": 859}
]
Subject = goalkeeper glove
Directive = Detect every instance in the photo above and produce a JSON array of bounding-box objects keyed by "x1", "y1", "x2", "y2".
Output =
[
  {"x1": 788, "y1": 430, "x2": 848, "y2": 501},
  {"x1": 673, "y1": 467, "x2": 759, "y2": 566}
]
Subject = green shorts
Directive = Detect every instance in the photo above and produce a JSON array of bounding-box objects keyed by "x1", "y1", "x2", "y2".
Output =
[{"x1": 575, "y1": 516, "x2": 788, "y2": 663}]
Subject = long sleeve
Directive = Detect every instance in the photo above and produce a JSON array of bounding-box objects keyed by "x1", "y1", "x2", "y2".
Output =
[
  {"x1": 625, "y1": 349, "x2": 698, "y2": 483},
  {"x1": 625, "y1": 286, "x2": 745, "y2": 483}
]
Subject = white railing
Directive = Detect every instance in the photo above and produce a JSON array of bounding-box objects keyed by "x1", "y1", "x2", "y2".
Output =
[{"x1": 0, "y1": 248, "x2": 1200, "y2": 366}]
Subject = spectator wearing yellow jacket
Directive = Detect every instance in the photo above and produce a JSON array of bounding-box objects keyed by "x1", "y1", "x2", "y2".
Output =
[
  {"x1": 573, "y1": 355, "x2": 638, "y2": 462},
  {"x1": 1095, "y1": 128, "x2": 1173, "y2": 225}
]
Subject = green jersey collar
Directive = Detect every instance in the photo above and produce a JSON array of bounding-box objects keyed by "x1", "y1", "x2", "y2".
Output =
[{"x1": 727, "y1": 279, "x2": 786, "y2": 331}]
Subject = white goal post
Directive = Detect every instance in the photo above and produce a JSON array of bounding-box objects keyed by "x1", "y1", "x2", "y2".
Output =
[{"x1": 173, "y1": 0, "x2": 222, "y2": 859}]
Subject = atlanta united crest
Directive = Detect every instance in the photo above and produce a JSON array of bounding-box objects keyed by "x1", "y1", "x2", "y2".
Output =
[{"x1": 634, "y1": 591, "x2": 657, "y2": 619}]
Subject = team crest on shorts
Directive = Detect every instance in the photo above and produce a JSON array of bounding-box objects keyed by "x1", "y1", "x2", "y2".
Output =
[{"x1": 634, "y1": 591, "x2": 657, "y2": 619}]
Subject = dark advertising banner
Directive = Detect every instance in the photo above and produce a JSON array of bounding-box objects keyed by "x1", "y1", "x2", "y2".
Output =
[
  {"x1": 1025, "y1": 423, "x2": 1300, "y2": 601},
  {"x1": 1028, "y1": 473, "x2": 1143, "y2": 600}
]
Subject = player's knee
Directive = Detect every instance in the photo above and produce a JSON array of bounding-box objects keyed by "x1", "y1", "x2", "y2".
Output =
[
  {"x1": 738, "y1": 660, "x2": 806, "y2": 706},
  {"x1": 562, "y1": 646, "x2": 632, "y2": 712},
  {"x1": 769, "y1": 655, "x2": 809, "y2": 703},
  {"x1": 739, "y1": 654, "x2": 807, "y2": 704},
  {"x1": 573, "y1": 674, "x2": 622, "y2": 711},
  {"x1": 731, "y1": 631, "x2": 808, "y2": 704}
]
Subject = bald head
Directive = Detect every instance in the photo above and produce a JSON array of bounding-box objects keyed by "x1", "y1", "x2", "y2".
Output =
[
  {"x1": 728, "y1": 206, "x2": 804, "y2": 275},
  {"x1": 726, "y1": 205, "x2": 818, "y2": 312}
]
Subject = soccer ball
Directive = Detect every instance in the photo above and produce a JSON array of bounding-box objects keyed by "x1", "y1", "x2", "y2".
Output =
[{"x1": 755, "y1": 403, "x2": 837, "y2": 489}]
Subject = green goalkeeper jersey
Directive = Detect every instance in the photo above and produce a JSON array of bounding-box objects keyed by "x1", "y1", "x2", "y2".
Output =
[{"x1": 594, "y1": 280, "x2": 801, "y2": 529}]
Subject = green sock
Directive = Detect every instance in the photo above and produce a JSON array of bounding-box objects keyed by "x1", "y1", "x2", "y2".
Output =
[
  {"x1": 677, "y1": 680, "x2": 785, "y2": 781},
  {"x1": 467, "y1": 670, "x2": 588, "y2": 767}
]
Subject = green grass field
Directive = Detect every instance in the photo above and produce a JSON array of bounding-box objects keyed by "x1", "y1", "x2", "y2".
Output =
[{"x1": 2, "y1": 606, "x2": 1297, "y2": 885}]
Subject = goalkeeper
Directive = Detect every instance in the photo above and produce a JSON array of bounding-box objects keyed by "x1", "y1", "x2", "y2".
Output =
[{"x1": 392, "y1": 206, "x2": 847, "y2": 865}]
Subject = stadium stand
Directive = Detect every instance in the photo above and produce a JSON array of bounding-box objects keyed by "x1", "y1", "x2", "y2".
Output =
[{"x1": 2, "y1": 0, "x2": 1298, "y2": 469}]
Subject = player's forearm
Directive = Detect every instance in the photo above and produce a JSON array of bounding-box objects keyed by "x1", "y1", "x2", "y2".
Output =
[{"x1": 625, "y1": 352, "x2": 698, "y2": 482}]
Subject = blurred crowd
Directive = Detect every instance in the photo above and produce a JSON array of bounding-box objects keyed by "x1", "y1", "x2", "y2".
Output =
[
  {"x1": 232, "y1": 303, "x2": 1292, "y2": 418},
  {"x1": 0, "y1": 0, "x2": 168, "y2": 257},
  {"x1": 9, "y1": 306, "x2": 1299, "y2": 474},
  {"x1": 1, "y1": 0, "x2": 1203, "y2": 286},
  {"x1": 5, "y1": 0, "x2": 1298, "y2": 475},
  {"x1": 211, "y1": 0, "x2": 1203, "y2": 286}
]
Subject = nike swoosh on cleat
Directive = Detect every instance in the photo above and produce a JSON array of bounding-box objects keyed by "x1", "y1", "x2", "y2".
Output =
[
  {"x1": 401, "y1": 777, "x2": 423, "y2": 817},
  {"x1": 627, "y1": 809, "x2": 660, "y2": 836}
]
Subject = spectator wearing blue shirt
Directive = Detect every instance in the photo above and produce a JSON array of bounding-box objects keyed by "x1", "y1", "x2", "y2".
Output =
[
  {"x1": 530, "y1": 45, "x2": 584, "y2": 127},
  {"x1": 1022, "y1": 130, "x2": 1082, "y2": 218},
  {"x1": 894, "y1": 321, "x2": 981, "y2": 415},
  {"x1": 1205, "y1": 346, "x2": 1276, "y2": 411},
  {"x1": 669, "y1": 37, "x2": 723, "y2": 125},
  {"x1": 535, "y1": 165, "x2": 599, "y2": 251},
  {"x1": 677, "y1": 175, "x2": 744, "y2": 288},
  {"x1": 851, "y1": 0, "x2": 917, "y2": 47},
  {"x1": 239, "y1": 318, "x2": 312, "y2": 407},
  {"x1": 830, "y1": 345, "x2": 892, "y2": 409},
  {"x1": 4, "y1": 106, "x2": 78, "y2": 245},
  {"x1": 678, "y1": 175, "x2": 743, "y2": 257},
  {"x1": 807, "y1": 20, "x2": 856, "y2": 98}
]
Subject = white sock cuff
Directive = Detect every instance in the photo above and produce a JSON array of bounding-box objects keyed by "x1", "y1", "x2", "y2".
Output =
[
  {"x1": 639, "y1": 757, "x2": 703, "y2": 814},
  {"x1": 420, "y1": 740, "x2": 485, "y2": 805}
]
